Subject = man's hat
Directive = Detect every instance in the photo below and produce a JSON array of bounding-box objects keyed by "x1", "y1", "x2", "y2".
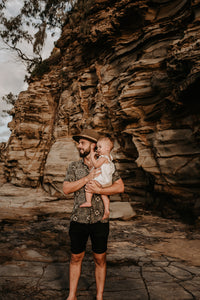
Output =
[{"x1": 72, "y1": 129, "x2": 100, "y2": 143}]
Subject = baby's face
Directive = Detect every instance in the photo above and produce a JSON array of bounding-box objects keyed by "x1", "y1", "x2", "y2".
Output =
[{"x1": 96, "y1": 140, "x2": 110, "y2": 155}]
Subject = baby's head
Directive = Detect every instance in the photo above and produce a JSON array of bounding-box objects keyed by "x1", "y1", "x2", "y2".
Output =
[{"x1": 96, "y1": 136, "x2": 114, "y2": 155}]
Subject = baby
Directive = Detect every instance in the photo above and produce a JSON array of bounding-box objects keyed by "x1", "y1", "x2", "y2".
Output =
[{"x1": 80, "y1": 136, "x2": 115, "y2": 220}]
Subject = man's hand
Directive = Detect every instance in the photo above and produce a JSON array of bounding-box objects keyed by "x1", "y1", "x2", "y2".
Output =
[
  {"x1": 86, "y1": 178, "x2": 124, "y2": 196},
  {"x1": 85, "y1": 180, "x2": 101, "y2": 194},
  {"x1": 63, "y1": 168, "x2": 101, "y2": 195},
  {"x1": 86, "y1": 168, "x2": 101, "y2": 182}
]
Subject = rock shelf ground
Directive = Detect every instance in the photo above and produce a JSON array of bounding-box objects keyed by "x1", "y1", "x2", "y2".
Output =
[{"x1": 0, "y1": 188, "x2": 200, "y2": 300}]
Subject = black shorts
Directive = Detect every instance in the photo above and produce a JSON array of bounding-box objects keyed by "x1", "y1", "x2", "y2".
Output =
[{"x1": 69, "y1": 221, "x2": 109, "y2": 254}]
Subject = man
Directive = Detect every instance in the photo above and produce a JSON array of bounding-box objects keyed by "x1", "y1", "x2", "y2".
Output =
[{"x1": 63, "y1": 129, "x2": 124, "y2": 300}]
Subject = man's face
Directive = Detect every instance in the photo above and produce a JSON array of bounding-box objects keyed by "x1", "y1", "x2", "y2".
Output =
[{"x1": 77, "y1": 138, "x2": 92, "y2": 157}]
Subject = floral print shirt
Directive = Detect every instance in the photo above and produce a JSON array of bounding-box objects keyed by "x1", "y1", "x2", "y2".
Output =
[{"x1": 64, "y1": 159, "x2": 121, "y2": 224}]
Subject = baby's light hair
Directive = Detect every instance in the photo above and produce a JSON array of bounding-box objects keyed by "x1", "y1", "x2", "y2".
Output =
[{"x1": 98, "y1": 136, "x2": 114, "y2": 151}]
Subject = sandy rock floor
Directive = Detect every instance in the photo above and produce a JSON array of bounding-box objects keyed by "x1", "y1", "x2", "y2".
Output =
[{"x1": 0, "y1": 203, "x2": 200, "y2": 300}]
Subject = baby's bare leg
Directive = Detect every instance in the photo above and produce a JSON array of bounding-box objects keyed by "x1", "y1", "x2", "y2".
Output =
[
  {"x1": 80, "y1": 180, "x2": 101, "y2": 208},
  {"x1": 93, "y1": 181, "x2": 110, "y2": 219},
  {"x1": 101, "y1": 194, "x2": 110, "y2": 220},
  {"x1": 80, "y1": 192, "x2": 93, "y2": 207}
]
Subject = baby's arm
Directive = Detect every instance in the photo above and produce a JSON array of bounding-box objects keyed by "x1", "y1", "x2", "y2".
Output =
[
  {"x1": 91, "y1": 156, "x2": 108, "y2": 168},
  {"x1": 90, "y1": 144, "x2": 108, "y2": 168}
]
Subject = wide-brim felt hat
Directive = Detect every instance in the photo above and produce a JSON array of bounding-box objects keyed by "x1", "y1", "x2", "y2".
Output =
[{"x1": 72, "y1": 129, "x2": 100, "y2": 143}]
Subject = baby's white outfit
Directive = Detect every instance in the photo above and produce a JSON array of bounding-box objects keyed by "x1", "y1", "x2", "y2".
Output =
[{"x1": 94, "y1": 155, "x2": 115, "y2": 187}]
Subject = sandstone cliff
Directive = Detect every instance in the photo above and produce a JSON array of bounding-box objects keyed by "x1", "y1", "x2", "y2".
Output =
[{"x1": 1, "y1": 0, "x2": 200, "y2": 220}]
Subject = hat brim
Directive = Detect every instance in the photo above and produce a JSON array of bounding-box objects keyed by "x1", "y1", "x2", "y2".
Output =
[{"x1": 72, "y1": 134, "x2": 98, "y2": 143}]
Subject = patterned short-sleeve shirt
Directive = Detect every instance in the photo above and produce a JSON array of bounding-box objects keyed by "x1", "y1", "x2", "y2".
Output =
[{"x1": 64, "y1": 159, "x2": 121, "y2": 224}]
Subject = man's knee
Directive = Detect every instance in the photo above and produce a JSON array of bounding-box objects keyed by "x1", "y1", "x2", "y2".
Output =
[
  {"x1": 70, "y1": 252, "x2": 85, "y2": 264},
  {"x1": 93, "y1": 252, "x2": 106, "y2": 267}
]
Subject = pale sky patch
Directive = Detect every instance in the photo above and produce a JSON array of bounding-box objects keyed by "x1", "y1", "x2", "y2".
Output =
[
  {"x1": 0, "y1": 0, "x2": 61, "y2": 142},
  {"x1": 4, "y1": 0, "x2": 23, "y2": 17}
]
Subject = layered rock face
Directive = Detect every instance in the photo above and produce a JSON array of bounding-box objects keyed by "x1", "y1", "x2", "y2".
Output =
[{"x1": 1, "y1": 0, "x2": 200, "y2": 218}]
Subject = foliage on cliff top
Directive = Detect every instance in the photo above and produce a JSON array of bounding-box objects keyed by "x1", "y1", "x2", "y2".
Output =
[
  {"x1": 0, "y1": 0, "x2": 76, "y2": 73},
  {"x1": 0, "y1": 0, "x2": 98, "y2": 74}
]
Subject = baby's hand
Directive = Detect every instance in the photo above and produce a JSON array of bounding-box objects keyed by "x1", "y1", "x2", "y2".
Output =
[{"x1": 90, "y1": 143, "x2": 96, "y2": 152}]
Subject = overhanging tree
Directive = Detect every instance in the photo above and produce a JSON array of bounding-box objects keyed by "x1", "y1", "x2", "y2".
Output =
[{"x1": 0, "y1": 0, "x2": 76, "y2": 73}]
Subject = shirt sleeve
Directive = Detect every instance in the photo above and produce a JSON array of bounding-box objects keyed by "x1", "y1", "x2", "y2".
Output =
[
  {"x1": 64, "y1": 162, "x2": 76, "y2": 182},
  {"x1": 112, "y1": 169, "x2": 121, "y2": 183}
]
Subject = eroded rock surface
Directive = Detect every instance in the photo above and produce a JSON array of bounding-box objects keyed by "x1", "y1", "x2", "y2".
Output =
[
  {"x1": 0, "y1": 0, "x2": 199, "y2": 218},
  {"x1": 1, "y1": 1, "x2": 200, "y2": 298}
]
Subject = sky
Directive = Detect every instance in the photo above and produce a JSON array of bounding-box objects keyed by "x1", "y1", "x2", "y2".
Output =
[{"x1": 0, "y1": 0, "x2": 61, "y2": 142}]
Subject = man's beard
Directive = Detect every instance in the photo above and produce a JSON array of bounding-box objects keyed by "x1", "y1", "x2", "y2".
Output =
[{"x1": 79, "y1": 148, "x2": 90, "y2": 158}]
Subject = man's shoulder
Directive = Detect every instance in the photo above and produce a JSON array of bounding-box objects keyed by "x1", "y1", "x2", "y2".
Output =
[
  {"x1": 68, "y1": 160, "x2": 83, "y2": 168},
  {"x1": 112, "y1": 168, "x2": 121, "y2": 182},
  {"x1": 65, "y1": 160, "x2": 83, "y2": 177}
]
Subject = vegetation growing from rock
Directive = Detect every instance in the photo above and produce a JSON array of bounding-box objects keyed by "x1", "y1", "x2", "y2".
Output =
[{"x1": 0, "y1": 0, "x2": 75, "y2": 72}]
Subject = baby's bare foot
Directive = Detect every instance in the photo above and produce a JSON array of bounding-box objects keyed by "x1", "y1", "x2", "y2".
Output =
[
  {"x1": 102, "y1": 210, "x2": 110, "y2": 220},
  {"x1": 66, "y1": 296, "x2": 77, "y2": 300},
  {"x1": 80, "y1": 202, "x2": 92, "y2": 208}
]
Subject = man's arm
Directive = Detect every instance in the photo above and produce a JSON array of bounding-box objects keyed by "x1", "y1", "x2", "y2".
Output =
[
  {"x1": 63, "y1": 168, "x2": 101, "y2": 195},
  {"x1": 63, "y1": 177, "x2": 89, "y2": 195},
  {"x1": 85, "y1": 178, "x2": 124, "y2": 195}
]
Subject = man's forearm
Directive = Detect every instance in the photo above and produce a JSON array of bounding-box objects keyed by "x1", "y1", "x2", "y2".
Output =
[
  {"x1": 100, "y1": 179, "x2": 124, "y2": 195},
  {"x1": 63, "y1": 168, "x2": 102, "y2": 194},
  {"x1": 85, "y1": 178, "x2": 124, "y2": 195},
  {"x1": 63, "y1": 177, "x2": 88, "y2": 194}
]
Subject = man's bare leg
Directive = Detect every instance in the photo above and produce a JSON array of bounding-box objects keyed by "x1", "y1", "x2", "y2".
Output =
[
  {"x1": 101, "y1": 195, "x2": 110, "y2": 220},
  {"x1": 93, "y1": 252, "x2": 107, "y2": 300},
  {"x1": 67, "y1": 251, "x2": 85, "y2": 300}
]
